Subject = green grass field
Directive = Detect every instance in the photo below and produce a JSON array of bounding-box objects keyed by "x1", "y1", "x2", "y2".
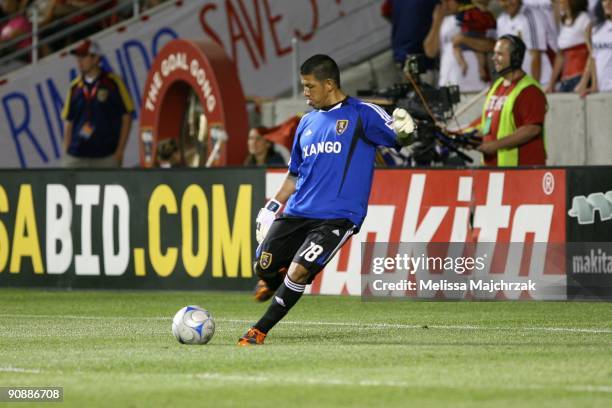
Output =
[{"x1": 0, "y1": 289, "x2": 611, "y2": 407}]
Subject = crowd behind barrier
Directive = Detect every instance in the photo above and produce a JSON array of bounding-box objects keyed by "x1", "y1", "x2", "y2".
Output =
[{"x1": 0, "y1": 0, "x2": 168, "y2": 73}]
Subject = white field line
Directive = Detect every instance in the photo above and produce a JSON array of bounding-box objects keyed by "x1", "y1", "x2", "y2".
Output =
[
  {"x1": 0, "y1": 366, "x2": 41, "y2": 374},
  {"x1": 1, "y1": 314, "x2": 611, "y2": 334},
  {"x1": 194, "y1": 372, "x2": 612, "y2": 394},
  {"x1": 221, "y1": 318, "x2": 612, "y2": 334},
  {"x1": 567, "y1": 385, "x2": 612, "y2": 393}
]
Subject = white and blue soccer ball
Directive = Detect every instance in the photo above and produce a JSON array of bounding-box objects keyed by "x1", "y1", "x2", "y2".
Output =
[{"x1": 172, "y1": 305, "x2": 215, "y2": 345}]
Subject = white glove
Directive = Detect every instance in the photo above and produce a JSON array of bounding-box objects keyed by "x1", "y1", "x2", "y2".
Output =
[
  {"x1": 392, "y1": 108, "x2": 415, "y2": 145},
  {"x1": 255, "y1": 199, "x2": 282, "y2": 244}
]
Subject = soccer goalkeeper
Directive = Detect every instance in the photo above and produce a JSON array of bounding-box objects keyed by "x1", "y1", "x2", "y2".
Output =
[{"x1": 238, "y1": 54, "x2": 415, "y2": 346}]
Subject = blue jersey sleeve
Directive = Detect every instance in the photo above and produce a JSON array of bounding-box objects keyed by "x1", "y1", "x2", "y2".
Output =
[
  {"x1": 358, "y1": 102, "x2": 399, "y2": 148},
  {"x1": 288, "y1": 115, "x2": 306, "y2": 176}
]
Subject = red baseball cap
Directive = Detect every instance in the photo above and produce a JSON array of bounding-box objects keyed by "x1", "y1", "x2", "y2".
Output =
[{"x1": 70, "y1": 39, "x2": 102, "y2": 57}]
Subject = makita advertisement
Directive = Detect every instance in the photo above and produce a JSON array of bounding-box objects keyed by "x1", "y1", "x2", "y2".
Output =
[
  {"x1": 295, "y1": 169, "x2": 569, "y2": 299},
  {"x1": 0, "y1": 169, "x2": 264, "y2": 290},
  {"x1": 566, "y1": 167, "x2": 612, "y2": 299}
]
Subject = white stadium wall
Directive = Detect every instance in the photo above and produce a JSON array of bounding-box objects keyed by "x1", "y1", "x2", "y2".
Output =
[
  {"x1": 544, "y1": 94, "x2": 587, "y2": 166},
  {"x1": 585, "y1": 93, "x2": 612, "y2": 165}
]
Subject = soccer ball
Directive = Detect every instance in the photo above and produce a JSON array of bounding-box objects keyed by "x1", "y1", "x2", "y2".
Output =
[{"x1": 172, "y1": 305, "x2": 215, "y2": 345}]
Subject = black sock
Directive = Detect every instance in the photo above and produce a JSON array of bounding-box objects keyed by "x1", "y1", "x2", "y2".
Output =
[
  {"x1": 265, "y1": 267, "x2": 287, "y2": 292},
  {"x1": 254, "y1": 275, "x2": 305, "y2": 333}
]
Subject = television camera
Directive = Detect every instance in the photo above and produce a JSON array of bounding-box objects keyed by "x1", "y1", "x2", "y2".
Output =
[{"x1": 358, "y1": 55, "x2": 481, "y2": 166}]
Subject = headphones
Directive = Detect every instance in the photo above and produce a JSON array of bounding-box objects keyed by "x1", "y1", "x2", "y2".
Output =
[{"x1": 499, "y1": 34, "x2": 526, "y2": 70}]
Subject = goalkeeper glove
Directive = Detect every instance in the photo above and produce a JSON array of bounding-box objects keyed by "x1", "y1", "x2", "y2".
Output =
[
  {"x1": 392, "y1": 108, "x2": 415, "y2": 146},
  {"x1": 255, "y1": 199, "x2": 282, "y2": 244}
]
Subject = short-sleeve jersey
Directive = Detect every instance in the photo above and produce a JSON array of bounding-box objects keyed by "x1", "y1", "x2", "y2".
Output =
[
  {"x1": 285, "y1": 97, "x2": 399, "y2": 227},
  {"x1": 439, "y1": 15, "x2": 494, "y2": 92},
  {"x1": 62, "y1": 71, "x2": 134, "y2": 158},
  {"x1": 592, "y1": 20, "x2": 612, "y2": 92}
]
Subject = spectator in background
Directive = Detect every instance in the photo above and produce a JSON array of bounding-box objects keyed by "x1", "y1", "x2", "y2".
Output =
[
  {"x1": 39, "y1": 0, "x2": 108, "y2": 48},
  {"x1": 453, "y1": 0, "x2": 496, "y2": 82},
  {"x1": 40, "y1": 0, "x2": 94, "y2": 26},
  {"x1": 546, "y1": 0, "x2": 591, "y2": 92},
  {"x1": 581, "y1": 0, "x2": 612, "y2": 92},
  {"x1": 382, "y1": 0, "x2": 440, "y2": 85},
  {"x1": 496, "y1": 0, "x2": 553, "y2": 85},
  {"x1": 424, "y1": 0, "x2": 493, "y2": 92},
  {"x1": 156, "y1": 138, "x2": 180, "y2": 168},
  {"x1": 243, "y1": 127, "x2": 287, "y2": 167},
  {"x1": 62, "y1": 39, "x2": 134, "y2": 168},
  {"x1": 524, "y1": 0, "x2": 560, "y2": 57},
  {"x1": 0, "y1": 0, "x2": 32, "y2": 59},
  {"x1": 27, "y1": 1, "x2": 53, "y2": 23},
  {"x1": 477, "y1": 35, "x2": 547, "y2": 166}
]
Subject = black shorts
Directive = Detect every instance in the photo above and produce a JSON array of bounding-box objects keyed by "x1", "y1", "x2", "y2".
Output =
[{"x1": 255, "y1": 215, "x2": 356, "y2": 283}]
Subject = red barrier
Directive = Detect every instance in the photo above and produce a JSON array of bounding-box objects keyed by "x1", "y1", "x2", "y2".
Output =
[{"x1": 266, "y1": 169, "x2": 568, "y2": 298}]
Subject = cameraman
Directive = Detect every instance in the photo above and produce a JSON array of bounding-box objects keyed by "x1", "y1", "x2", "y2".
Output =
[{"x1": 477, "y1": 35, "x2": 546, "y2": 166}]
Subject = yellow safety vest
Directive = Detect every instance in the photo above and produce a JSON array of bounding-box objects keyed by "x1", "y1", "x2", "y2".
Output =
[{"x1": 481, "y1": 75, "x2": 546, "y2": 166}]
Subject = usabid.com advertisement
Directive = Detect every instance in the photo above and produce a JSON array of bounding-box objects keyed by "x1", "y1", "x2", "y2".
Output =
[{"x1": 0, "y1": 169, "x2": 264, "y2": 289}]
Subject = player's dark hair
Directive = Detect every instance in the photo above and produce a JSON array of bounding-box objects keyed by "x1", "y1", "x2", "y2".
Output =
[
  {"x1": 566, "y1": 0, "x2": 588, "y2": 22},
  {"x1": 300, "y1": 54, "x2": 341, "y2": 88},
  {"x1": 593, "y1": 0, "x2": 607, "y2": 27},
  {"x1": 499, "y1": 34, "x2": 526, "y2": 70}
]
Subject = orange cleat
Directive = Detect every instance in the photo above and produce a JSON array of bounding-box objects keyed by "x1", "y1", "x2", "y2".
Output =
[
  {"x1": 254, "y1": 279, "x2": 274, "y2": 302},
  {"x1": 237, "y1": 327, "x2": 267, "y2": 346}
]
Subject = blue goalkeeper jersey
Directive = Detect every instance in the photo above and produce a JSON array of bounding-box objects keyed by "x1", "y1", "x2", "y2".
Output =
[{"x1": 285, "y1": 96, "x2": 399, "y2": 227}]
